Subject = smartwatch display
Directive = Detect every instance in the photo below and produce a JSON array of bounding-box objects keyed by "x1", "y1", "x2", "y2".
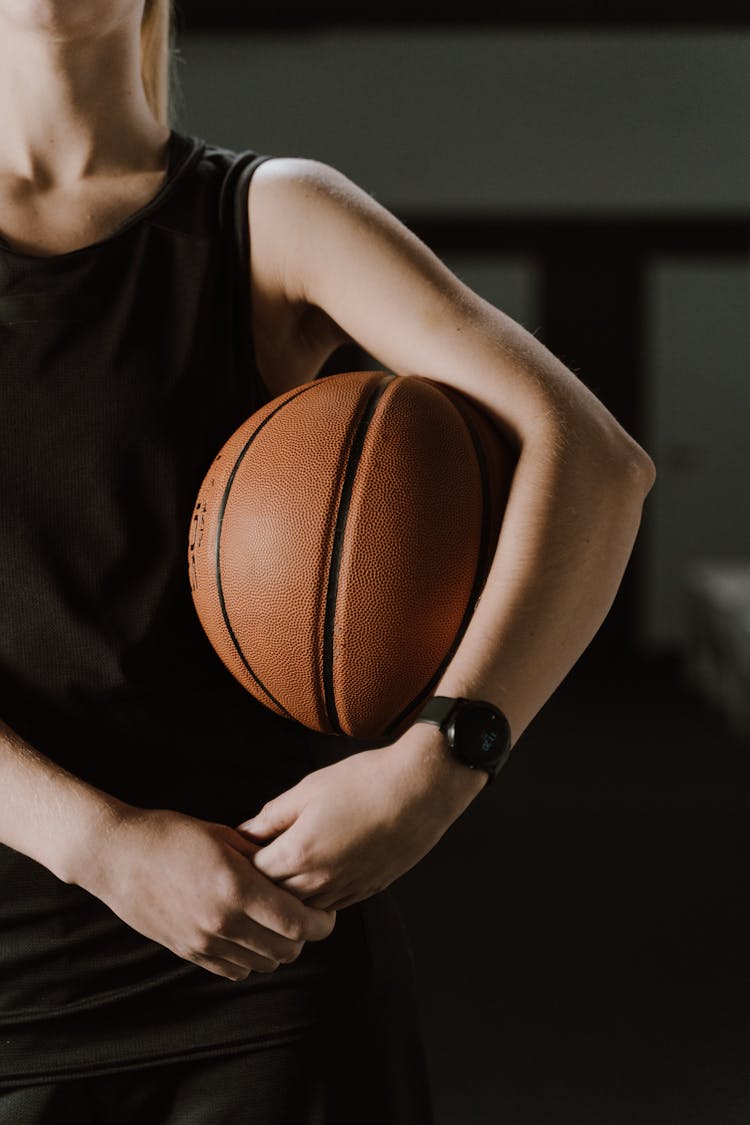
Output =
[{"x1": 414, "y1": 696, "x2": 512, "y2": 786}]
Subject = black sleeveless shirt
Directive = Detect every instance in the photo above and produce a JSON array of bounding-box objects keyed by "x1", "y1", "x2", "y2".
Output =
[{"x1": 0, "y1": 130, "x2": 358, "y2": 1085}]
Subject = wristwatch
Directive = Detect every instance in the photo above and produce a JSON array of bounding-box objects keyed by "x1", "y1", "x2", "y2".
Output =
[{"x1": 414, "y1": 696, "x2": 512, "y2": 787}]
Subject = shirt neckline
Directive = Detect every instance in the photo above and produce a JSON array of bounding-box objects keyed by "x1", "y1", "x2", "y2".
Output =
[{"x1": 0, "y1": 130, "x2": 204, "y2": 261}]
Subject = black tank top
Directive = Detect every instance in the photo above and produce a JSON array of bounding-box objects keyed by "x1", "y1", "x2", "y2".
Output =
[{"x1": 0, "y1": 130, "x2": 347, "y2": 1084}]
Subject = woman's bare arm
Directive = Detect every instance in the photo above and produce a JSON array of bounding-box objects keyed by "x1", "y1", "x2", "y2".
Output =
[
  {"x1": 246, "y1": 157, "x2": 656, "y2": 746},
  {"x1": 230, "y1": 159, "x2": 658, "y2": 912},
  {"x1": 0, "y1": 716, "x2": 123, "y2": 885},
  {"x1": 0, "y1": 717, "x2": 334, "y2": 979}
]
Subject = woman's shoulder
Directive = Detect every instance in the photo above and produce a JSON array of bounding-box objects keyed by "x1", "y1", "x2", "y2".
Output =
[{"x1": 242, "y1": 155, "x2": 353, "y2": 399}]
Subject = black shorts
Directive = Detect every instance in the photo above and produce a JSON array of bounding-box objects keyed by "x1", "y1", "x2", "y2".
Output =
[
  {"x1": 0, "y1": 1040, "x2": 414, "y2": 1124},
  {"x1": 0, "y1": 892, "x2": 435, "y2": 1125}
]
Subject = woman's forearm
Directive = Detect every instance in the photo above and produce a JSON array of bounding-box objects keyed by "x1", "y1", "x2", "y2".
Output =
[
  {"x1": 0, "y1": 718, "x2": 338, "y2": 973},
  {"x1": 237, "y1": 417, "x2": 656, "y2": 911},
  {"x1": 0, "y1": 717, "x2": 127, "y2": 884},
  {"x1": 430, "y1": 418, "x2": 655, "y2": 749}
]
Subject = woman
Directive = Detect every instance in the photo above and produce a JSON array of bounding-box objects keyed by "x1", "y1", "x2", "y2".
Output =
[{"x1": 0, "y1": 1, "x2": 656, "y2": 1121}]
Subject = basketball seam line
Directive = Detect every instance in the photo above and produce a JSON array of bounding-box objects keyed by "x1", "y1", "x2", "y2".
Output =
[
  {"x1": 321, "y1": 374, "x2": 396, "y2": 736},
  {"x1": 214, "y1": 382, "x2": 322, "y2": 721}
]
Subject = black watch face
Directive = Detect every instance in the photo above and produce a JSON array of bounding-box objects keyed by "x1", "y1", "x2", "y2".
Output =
[{"x1": 451, "y1": 703, "x2": 510, "y2": 768}]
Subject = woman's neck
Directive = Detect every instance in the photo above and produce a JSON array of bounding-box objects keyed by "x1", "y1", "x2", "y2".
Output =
[{"x1": 0, "y1": 5, "x2": 163, "y2": 187}]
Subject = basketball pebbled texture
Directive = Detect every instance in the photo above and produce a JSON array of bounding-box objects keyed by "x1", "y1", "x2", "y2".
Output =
[{"x1": 188, "y1": 370, "x2": 517, "y2": 741}]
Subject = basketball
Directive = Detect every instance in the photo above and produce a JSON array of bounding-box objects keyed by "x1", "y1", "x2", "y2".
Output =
[{"x1": 188, "y1": 370, "x2": 517, "y2": 742}]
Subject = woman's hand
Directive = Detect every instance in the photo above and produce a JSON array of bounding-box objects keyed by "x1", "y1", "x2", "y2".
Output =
[
  {"x1": 75, "y1": 806, "x2": 336, "y2": 981},
  {"x1": 236, "y1": 722, "x2": 487, "y2": 911}
]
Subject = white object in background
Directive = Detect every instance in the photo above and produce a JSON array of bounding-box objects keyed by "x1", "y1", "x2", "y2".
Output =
[
  {"x1": 642, "y1": 260, "x2": 750, "y2": 651},
  {"x1": 683, "y1": 559, "x2": 750, "y2": 739}
]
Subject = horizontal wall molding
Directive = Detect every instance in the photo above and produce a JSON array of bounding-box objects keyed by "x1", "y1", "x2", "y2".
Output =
[
  {"x1": 399, "y1": 214, "x2": 750, "y2": 256},
  {"x1": 177, "y1": 4, "x2": 750, "y2": 32}
]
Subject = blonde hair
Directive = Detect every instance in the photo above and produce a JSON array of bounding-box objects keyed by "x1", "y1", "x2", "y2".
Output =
[{"x1": 140, "y1": 0, "x2": 180, "y2": 128}]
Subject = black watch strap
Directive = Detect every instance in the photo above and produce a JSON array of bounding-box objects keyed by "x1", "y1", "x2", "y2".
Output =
[
  {"x1": 417, "y1": 695, "x2": 463, "y2": 728},
  {"x1": 415, "y1": 695, "x2": 511, "y2": 786}
]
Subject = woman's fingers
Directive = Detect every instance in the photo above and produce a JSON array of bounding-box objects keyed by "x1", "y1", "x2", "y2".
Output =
[
  {"x1": 213, "y1": 919, "x2": 305, "y2": 969},
  {"x1": 87, "y1": 809, "x2": 334, "y2": 981},
  {"x1": 191, "y1": 950, "x2": 257, "y2": 982},
  {"x1": 237, "y1": 867, "x2": 336, "y2": 944},
  {"x1": 192, "y1": 931, "x2": 301, "y2": 981}
]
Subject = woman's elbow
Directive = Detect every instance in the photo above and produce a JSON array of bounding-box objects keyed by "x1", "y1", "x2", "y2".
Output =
[
  {"x1": 585, "y1": 405, "x2": 657, "y2": 497},
  {"x1": 621, "y1": 442, "x2": 657, "y2": 497}
]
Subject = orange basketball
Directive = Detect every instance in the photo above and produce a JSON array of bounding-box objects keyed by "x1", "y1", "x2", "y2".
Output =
[{"x1": 188, "y1": 370, "x2": 517, "y2": 742}]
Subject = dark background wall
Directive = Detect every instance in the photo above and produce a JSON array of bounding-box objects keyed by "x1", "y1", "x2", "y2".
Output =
[{"x1": 172, "y1": 8, "x2": 750, "y2": 1121}]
